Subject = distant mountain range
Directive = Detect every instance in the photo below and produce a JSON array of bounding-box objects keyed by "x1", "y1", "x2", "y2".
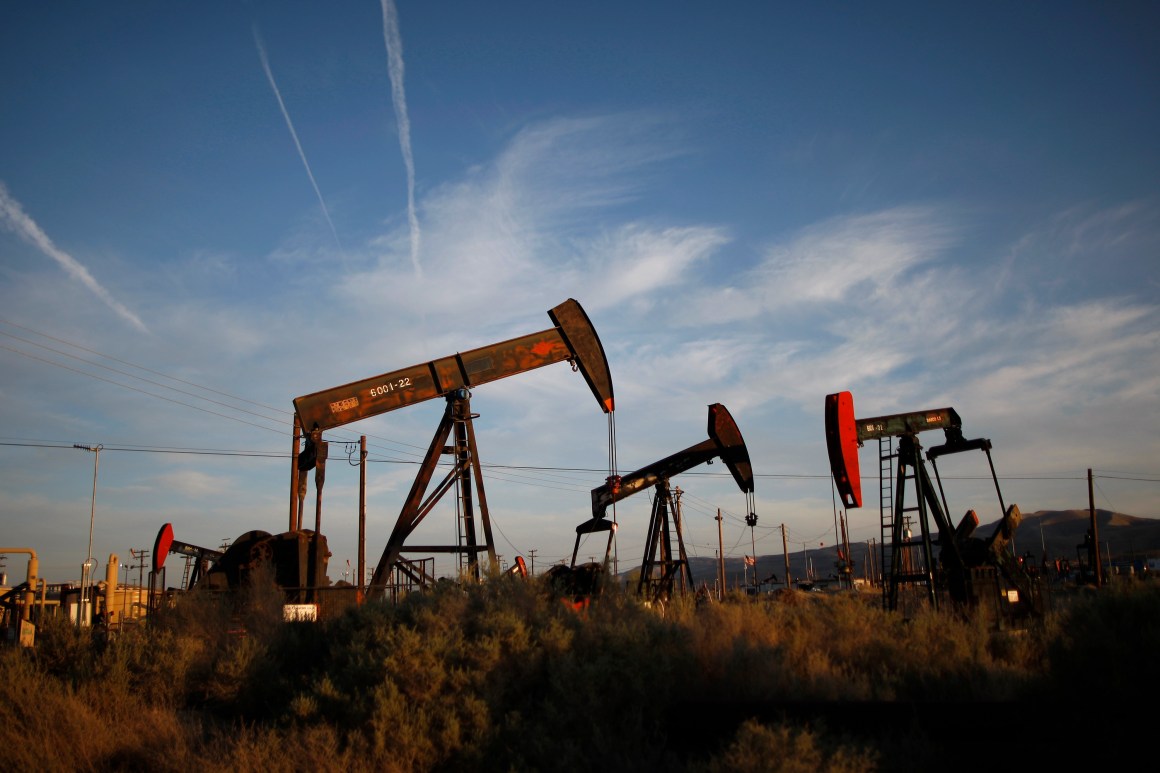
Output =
[{"x1": 614, "y1": 509, "x2": 1160, "y2": 588}]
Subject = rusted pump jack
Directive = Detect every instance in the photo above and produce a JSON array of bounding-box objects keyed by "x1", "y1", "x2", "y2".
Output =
[
  {"x1": 153, "y1": 522, "x2": 331, "y2": 606},
  {"x1": 292, "y1": 299, "x2": 615, "y2": 597},
  {"x1": 825, "y1": 391, "x2": 1039, "y2": 619},
  {"x1": 567, "y1": 403, "x2": 755, "y2": 603}
]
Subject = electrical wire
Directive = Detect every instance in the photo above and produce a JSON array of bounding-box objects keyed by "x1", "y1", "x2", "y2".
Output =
[
  {"x1": 0, "y1": 319, "x2": 442, "y2": 459},
  {"x1": 3, "y1": 321, "x2": 1158, "y2": 571}
]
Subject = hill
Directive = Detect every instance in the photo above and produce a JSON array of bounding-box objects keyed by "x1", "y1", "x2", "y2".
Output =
[
  {"x1": 1007, "y1": 508, "x2": 1160, "y2": 564},
  {"x1": 616, "y1": 509, "x2": 1160, "y2": 589}
]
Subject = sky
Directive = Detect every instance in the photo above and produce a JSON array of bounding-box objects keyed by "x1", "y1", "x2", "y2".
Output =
[{"x1": 2, "y1": 1, "x2": 1158, "y2": 587}]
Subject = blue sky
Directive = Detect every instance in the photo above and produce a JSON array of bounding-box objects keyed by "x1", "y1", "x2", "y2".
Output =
[{"x1": 2, "y1": 1, "x2": 1158, "y2": 585}]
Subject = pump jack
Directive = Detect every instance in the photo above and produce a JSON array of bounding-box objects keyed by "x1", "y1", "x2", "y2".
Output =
[
  {"x1": 152, "y1": 522, "x2": 224, "y2": 592},
  {"x1": 292, "y1": 299, "x2": 615, "y2": 598},
  {"x1": 825, "y1": 391, "x2": 1040, "y2": 619},
  {"x1": 562, "y1": 403, "x2": 755, "y2": 604}
]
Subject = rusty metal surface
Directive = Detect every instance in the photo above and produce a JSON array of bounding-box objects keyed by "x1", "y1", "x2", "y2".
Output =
[
  {"x1": 707, "y1": 402, "x2": 753, "y2": 493},
  {"x1": 590, "y1": 438, "x2": 717, "y2": 519},
  {"x1": 548, "y1": 298, "x2": 614, "y2": 413},
  {"x1": 294, "y1": 298, "x2": 614, "y2": 432},
  {"x1": 294, "y1": 300, "x2": 616, "y2": 597},
  {"x1": 590, "y1": 403, "x2": 751, "y2": 519},
  {"x1": 369, "y1": 404, "x2": 460, "y2": 591},
  {"x1": 293, "y1": 330, "x2": 567, "y2": 432},
  {"x1": 194, "y1": 529, "x2": 330, "y2": 602}
]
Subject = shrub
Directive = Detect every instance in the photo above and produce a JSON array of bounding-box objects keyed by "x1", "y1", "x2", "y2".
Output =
[{"x1": 3, "y1": 577, "x2": 1154, "y2": 770}]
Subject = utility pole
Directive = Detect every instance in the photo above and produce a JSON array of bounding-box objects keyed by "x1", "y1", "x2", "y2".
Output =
[
  {"x1": 1088, "y1": 468, "x2": 1103, "y2": 587},
  {"x1": 127, "y1": 548, "x2": 148, "y2": 619},
  {"x1": 528, "y1": 549, "x2": 537, "y2": 576},
  {"x1": 781, "y1": 525, "x2": 790, "y2": 588},
  {"x1": 132, "y1": 549, "x2": 148, "y2": 596},
  {"x1": 358, "y1": 435, "x2": 366, "y2": 597},
  {"x1": 74, "y1": 443, "x2": 102, "y2": 626},
  {"x1": 716, "y1": 509, "x2": 725, "y2": 600}
]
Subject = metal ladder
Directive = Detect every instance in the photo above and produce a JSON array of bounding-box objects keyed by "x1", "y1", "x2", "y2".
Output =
[
  {"x1": 878, "y1": 436, "x2": 894, "y2": 607},
  {"x1": 886, "y1": 437, "x2": 939, "y2": 611},
  {"x1": 180, "y1": 555, "x2": 194, "y2": 591},
  {"x1": 455, "y1": 474, "x2": 469, "y2": 577}
]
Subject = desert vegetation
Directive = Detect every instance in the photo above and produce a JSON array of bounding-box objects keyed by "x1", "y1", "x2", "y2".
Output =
[{"x1": 2, "y1": 573, "x2": 1156, "y2": 772}]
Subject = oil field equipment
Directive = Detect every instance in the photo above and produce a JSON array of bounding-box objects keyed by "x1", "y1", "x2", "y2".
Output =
[
  {"x1": 825, "y1": 391, "x2": 1041, "y2": 620},
  {"x1": 292, "y1": 299, "x2": 615, "y2": 598},
  {"x1": 152, "y1": 522, "x2": 330, "y2": 605},
  {"x1": 565, "y1": 403, "x2": 755, "y2": 604},
  {"x1": 0, "y1": 547, "x2": 41, "y2": 645},
  {"x1": 153, "y1": 522, "x2": 223, "y2": 591}
]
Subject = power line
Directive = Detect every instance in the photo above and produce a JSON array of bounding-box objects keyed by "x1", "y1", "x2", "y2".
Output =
[
  {"x1": 0, "y1": 318, "x2": 437, "y2": 458},
  {"x1": 0, "y1": 316, "x2": 286, "y2": 415},
  {"x1": 0, "y1": 328, "x2": 288, "y2": 425},
  {"x1": 3, "y1": 322, "x2": 1157, "y2": 539},
  {"x1": 4, "y1": 440, "x2": 1152, "y2": 490},
  {"x1": 6, "y1": 323, "x2": 1141, "y2": 491},
  {"x1": 0, "y1": 342, "x2": 288, "y2": 436},
  {"x1": 0, "y1": 441, "x2": 284, "y2": 459}
]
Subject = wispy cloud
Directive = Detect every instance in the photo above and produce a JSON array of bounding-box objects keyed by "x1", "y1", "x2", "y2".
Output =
[
  {"x1": 252, "y1": 26, "x2": 345, "y2": 262},
  {"x1": 0, "y1": 182, "x2": 147, "y2": 332},
  {"x1": 966, "y1": 299, "x2": 1160, "y2": 411},
  {"x1": 1052, "y1": 200, "x2": 1156, "y2": 256},
  {"x1": 338, "y1": 113, "x2": 694, "y2": 321},
  {"x1": 380, "y1": 0, "x2": 422, "y2": 278},
  {"x1": 656, "y1": 207, "x2": 964, "y2": 411},
  {"x1": 752, "y1": 207, "x2": 956, "y2": 307},
  {"x1": 150, "y1": 469, "x2": 230, "y2": 498},
  {"x1": 995, "y1": 199, "x2": 1160, "y2": 296},
  {"x1": 118, "y1": 108, "x2": 1151, "y2": 519},
  {"x1": 565, "y1": 224, "x2": 729, "y2": 312}
]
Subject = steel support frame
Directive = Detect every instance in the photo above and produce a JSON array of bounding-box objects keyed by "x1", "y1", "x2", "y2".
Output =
[
  {"x1": 636, "y1": 481, "x2": 694, "y2": 602},
  {"x1": 885, "y1": 434, "x2": 967, "y2": 612},
  {"x1": 368, "y1": 392, "x2": 497, "y2": 596}
]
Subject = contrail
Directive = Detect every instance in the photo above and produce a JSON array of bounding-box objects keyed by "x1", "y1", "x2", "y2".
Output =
[
  {"x1": 381, "y1": 0, "x2": 422, "y2": 278},
  {"x1": 0, "y1": 182, "x2": 148, "y2": 333},
  {"x1": 253, "y1": 26, "x2": 345, "y2": 261}
]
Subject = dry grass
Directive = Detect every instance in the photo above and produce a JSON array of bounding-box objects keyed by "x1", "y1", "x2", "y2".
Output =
[{"x1": 2, "y1": 572, "x2": 1156, "y2": 772}]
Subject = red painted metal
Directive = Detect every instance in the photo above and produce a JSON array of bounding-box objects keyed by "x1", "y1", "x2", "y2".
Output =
[
  {"x1": 152, "y1": 522, "x2": 174, "y2": 573},
  {"x1": 825, "y1": 391, "x2": 862, "y2": 509}
]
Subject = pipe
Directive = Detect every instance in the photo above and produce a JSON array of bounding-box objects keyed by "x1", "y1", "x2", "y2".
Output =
[
  {"x1": 105, "y1": 553, "x2": 119, "y2": 627},
  {"x1": 0, "y1": 548, "x2": 39, "y2": 620}
]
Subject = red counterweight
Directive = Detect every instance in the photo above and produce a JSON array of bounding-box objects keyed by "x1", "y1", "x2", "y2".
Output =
[{"x1": 825, "y1": 391, "x2": 862, "y2": 508}]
